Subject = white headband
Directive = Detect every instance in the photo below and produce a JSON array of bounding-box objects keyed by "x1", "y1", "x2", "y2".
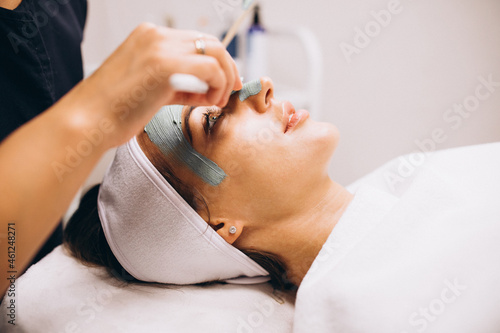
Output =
[{"x1": 97, "y1": 137, "x2": 269, "y2": 285}]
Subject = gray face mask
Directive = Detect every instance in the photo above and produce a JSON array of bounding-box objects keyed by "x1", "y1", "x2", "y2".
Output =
[
  {"x1": 144, "y1": 105, "x2": 226, "y2": 186},
  {"x1": 234, "y1": 79, "x2": 262, "y2": 101},
  {"x1": 144, "y1": 80, "x2": 263, "y2": 186}
]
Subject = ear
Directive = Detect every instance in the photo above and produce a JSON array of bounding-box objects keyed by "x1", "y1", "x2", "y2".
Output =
[{"x1": 211, "y1": 219, "x2": 245, "y2": 245}]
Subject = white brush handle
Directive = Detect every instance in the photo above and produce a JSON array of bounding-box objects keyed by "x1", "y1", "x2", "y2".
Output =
[{"x1": 169, "y1": 74, "x2": 209, "y2": 94}]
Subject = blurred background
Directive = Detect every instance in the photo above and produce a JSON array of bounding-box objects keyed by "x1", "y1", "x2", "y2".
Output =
[{"x1": 81, "y1": 0, "x2": 500, "y2": 188}]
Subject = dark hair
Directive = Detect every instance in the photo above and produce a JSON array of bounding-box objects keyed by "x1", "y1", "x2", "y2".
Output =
[{"x1": 63, "y1": 132, "x2": 295, "y2": 290}]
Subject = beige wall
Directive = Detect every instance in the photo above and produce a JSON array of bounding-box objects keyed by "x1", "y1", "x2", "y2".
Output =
[{"x1": 81, "y1": 0, "x2": 500, "y2": 186}]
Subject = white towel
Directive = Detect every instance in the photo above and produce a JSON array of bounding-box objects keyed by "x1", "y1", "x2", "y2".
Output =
[{"x1": 294, "y1": 142, "x2": 500, "y2": 333}]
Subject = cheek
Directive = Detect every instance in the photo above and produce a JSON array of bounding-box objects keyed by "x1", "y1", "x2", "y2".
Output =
[
  {"x1": 214, "y1": 118, "x2": 282, "y2": 173},
  {"x1": 222, "y1": 120, "x2": 338, "y2": 174},
  {"x1": 274, "y1": 120, "x2": 340, "y2": 169},
  {"x1": 208, "y1": 120, "x2": 339, "y2": 195},
  {"x1": 198, "y1": 123, "x2": 339, "y2": 219}
]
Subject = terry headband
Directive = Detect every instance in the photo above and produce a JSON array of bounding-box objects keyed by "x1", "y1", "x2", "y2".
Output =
[
  {"x1": 144, "y1": 105, "x2": 226, "y2": 186},
  {"x1": 97, "y1": 137, "x2": 269, "y2": 285}
]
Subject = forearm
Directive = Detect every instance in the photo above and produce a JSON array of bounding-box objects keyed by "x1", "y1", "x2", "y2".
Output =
[{"x1": 0, "y1": 82, "x2": 111, "y2": 294}]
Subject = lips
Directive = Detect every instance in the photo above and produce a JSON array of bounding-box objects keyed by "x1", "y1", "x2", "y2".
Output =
[{"x1": 282, "y1": 101, "x2": 309, "y2": 133}]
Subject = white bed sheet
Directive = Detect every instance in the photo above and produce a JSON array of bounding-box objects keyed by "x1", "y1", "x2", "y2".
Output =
[{"x1": 0, "y1": 246, "x2": 295, "y2": 333}]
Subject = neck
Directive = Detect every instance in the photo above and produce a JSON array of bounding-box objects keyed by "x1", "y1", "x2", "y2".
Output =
[{"x1": 267, "y1": 180, "x2": 353, "y2": 286}]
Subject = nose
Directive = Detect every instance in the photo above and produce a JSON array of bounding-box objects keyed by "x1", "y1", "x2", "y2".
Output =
[{"x1": 244, "y1": 77, "x2": 274, "y2": 113}]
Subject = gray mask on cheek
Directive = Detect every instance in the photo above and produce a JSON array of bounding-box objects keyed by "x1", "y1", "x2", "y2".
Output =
[{"x1": 144, "y1": 105, "x2": 226, "y2": 186}]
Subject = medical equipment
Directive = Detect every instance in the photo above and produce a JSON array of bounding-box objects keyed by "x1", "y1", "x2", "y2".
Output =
[
  {"x1": 246, "y1": 4, "x2": 268, "y2": 81},
  {"x1": 168, "y1": 1, "x2": 258, "y2": 94}
]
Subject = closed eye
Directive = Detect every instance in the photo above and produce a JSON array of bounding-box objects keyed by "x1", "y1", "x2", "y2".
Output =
[{"x1": 203, "y1": 106, "x2": 225, "y2": 135}]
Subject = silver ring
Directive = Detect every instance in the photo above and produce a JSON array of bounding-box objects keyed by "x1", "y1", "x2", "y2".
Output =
[{"x1": 194, "y1": 37, "x2": 206, "y2": 55}]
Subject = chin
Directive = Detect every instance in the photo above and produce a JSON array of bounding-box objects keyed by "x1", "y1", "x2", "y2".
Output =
[
  {"x1": 309, "y1": 120, "x2": 339, "y2": 153},
  {"x1": 294, "y1": 120, "x2": 339, "y2": 172},
  {"x1": 290, "y1": 121, "x2": 338, "y2": 185}
]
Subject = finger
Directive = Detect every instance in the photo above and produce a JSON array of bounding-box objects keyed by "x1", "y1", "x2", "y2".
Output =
[
  {"x1": 215, "y1": 52, "x2": 242, "y2": 107},
  {"x1": 169, "y1": 54, "x2": 227, "y2": 90},
  {"x1": 216, "y1": 50, "x2": 238, "y2": 107},
  {"x1": 169, "y1": 82, "x2": 225, "y2": 107},
  {"x1": 170, "y1": 54, "x2": 227, "y2": 104},
  {"x1": 227, "y1": 47, "x2": 243, "y2": 91},
  {"x1": 201, "y1": 42, "x2": 236, "y2": 107},
  {"x1": 184, "y1": 34, "x2": 236, "y2": 97},
  {"x1": 230, "y1": 55, "x2": 243, "y2": 91},
  {"x1": 170, "y1": 91, "x2": 212, "y2": 107}
]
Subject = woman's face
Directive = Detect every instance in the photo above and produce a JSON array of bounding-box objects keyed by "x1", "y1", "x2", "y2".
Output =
[{"x1": 176, "y1": 77, "x2": 340, "y2": 229}]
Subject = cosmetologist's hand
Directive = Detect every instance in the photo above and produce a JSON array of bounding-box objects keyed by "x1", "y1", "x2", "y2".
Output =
[{"x1": 69, "y1": 23, "x2": 242, "y2": 149}]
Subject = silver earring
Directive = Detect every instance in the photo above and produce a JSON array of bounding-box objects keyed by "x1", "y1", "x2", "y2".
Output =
[{"x1": 229, "y1": 226, "x2": 237, "y2": 235}]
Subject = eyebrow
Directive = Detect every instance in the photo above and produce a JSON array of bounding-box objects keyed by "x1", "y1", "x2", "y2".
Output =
[{"x1": 184, "y1": 106, "x2": 195, "y2": 144}]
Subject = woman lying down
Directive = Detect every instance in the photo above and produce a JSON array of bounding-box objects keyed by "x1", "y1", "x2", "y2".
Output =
[{"x1": 64, "y1": 77, "x2": 500, "y2": 332}]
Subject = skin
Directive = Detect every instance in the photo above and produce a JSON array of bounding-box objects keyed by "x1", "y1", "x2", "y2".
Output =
[
  {"x1": 140, "y1": 77, "x2": 354, "y2": 286},
  {"x1": 0, "y1": 0, "x2": 22, "y2": 10},
  {"x1": 0, "y1": 23, "x2": 242, "y2": 294}
]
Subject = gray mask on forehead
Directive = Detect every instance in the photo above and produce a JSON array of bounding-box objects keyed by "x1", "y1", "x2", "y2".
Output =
[{"x1": 144, "y1": 105, "x2": 226, "y2": 186}]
